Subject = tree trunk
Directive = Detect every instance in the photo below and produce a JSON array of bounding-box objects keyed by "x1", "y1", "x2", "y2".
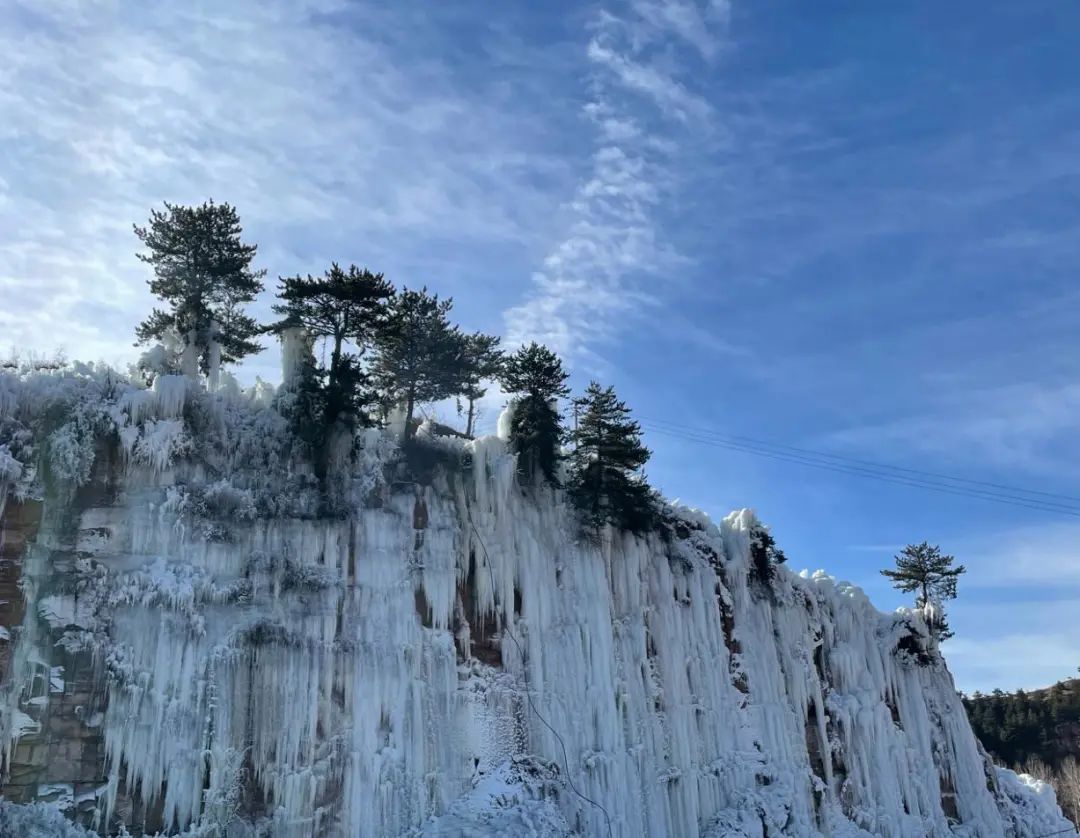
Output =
[
  {"x1": 328, "y1": 333, "x2": 344, "y2": 424},
  {"x1": 466, "y1": 397, "x2": 476, "y2": 438},
  {"x1": 404, "y1": 391, "x2": 415, "y2": 440},
  {"x1": 331, "y1": 334, "x2": 343, "y2": 383}
]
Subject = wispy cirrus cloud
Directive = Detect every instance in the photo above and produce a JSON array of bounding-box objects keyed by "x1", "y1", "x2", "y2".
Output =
[
  {"x1": 958, "y1": 521, "x2": 1080, "y2": 588},
  {"x1": 504, "y1": 0, "x2": 726, "y2": 365},
  {"x1": 0, "y1": 1, "x2": 575, "y2": 379},
  {"x1": 822, "y1": 379, "x2": 1080, "y2": 475},
  {"x1": 942, "y1": 524, "x2": 1080, "y2": 691}
]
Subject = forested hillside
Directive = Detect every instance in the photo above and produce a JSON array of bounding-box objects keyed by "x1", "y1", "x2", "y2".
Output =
[{"x1": 964, "y1": 678, "x2": 1080, "y2": 825}]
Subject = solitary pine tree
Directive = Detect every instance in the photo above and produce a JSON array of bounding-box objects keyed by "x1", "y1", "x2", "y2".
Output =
[
  {"x1": 568, "y1": 382, "x2": 655, "y2": 534},
  {"x1": 371, "y1": 287, "x2": 465, "y2": 439},
  {"x1": 458, "y1": 333, "x2": 503, "y2": 438},
  {"x1": 134, "y1": 201, "x2": 265, "y2": 375},
  {"x1": 270, "y1": 263, "x2": 393, "y2": 428},
  {"x1": 881, "y1": 542, "x2": 966, "y2": 638},
  {"x1": 500, "y1": 342, "x2": 569, "y2": 484}
]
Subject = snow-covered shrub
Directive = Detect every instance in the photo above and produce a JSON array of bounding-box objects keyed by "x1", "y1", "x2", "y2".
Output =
[
  {"x1": 0, "y1": 354, "x2": 367, "y2": 519},
  {"x1": 412, "y1": 757, "x2": 571, "y2": 837},
  {"x1": 132, "y1": 418, "x2": 192, "y2": 472},
  {"x1": 1, "y1": 360, "x2": 126, "y2": 494},
  {"x1": 202, "y1": 747, "x2": 249, "y2": 833},
  {"x1": 0, "y1": 800, "x2": 97, "y2": 838},
  {"x1": 167, "y1": 480, "x2": 258, "y2": 523},
  {"x1": 0, "y1": 443, "x2": 22, "y2": 484},
  {"x1": 46, "y1": 419, "x2": 98, "y2": 485},
  {"x1": 131, "y1": 329, "x2": 184, "y2": 386},
  {"x1": 110, "y1": 557, "x2": 249, "y2": 615},
  {"x1": 200, "y1": 480, "x2": 258, "y2": 520},
  {"x1": 256, "y1": 472, "x2": 322, "y2": 519},
  {"x1": 245, "y1": 552, "x2": 337, "y2": 595}
]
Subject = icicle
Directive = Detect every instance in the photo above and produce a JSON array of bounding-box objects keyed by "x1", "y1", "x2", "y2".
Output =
[
  {"x1": 180, "y1": 329, "x2": 200, "y2": 379},
  {"x1": 280, "y1": 326, "x2": 314, "y2": 389},
  {"x1": 152, "y1": 373, "x2": 188, "y2": 419},
  {"x1": 495, "y1": 399, "x2": 516, "y2": 442},
  {"x1": 0, "y1": 363, "x2": 1069, "y2": 838}
]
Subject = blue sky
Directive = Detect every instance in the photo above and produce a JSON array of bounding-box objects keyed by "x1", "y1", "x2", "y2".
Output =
[{"x1": 2, "y1": 0, "x2": 1078, "y2": 693}]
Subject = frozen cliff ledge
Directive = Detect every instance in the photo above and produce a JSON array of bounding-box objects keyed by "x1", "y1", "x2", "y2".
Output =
[{"x1": 0, "y1": 365, "x2": 1074, "y2": 837}]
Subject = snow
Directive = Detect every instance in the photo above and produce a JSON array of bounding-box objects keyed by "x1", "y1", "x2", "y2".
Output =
[
  {"x1": 280, "y1": 326, "x2": 314, "y2": 389},
  {"x1": 0, "y1": 443, "x2": 21, "y2": 483},
  {"x1": 249, "y1": 376, "x2": 277, "y2": 408},
  {"x1": 132, "y1": 418, "x2": 192, "y2": 472},
  {"x1": 994, "y1": 767, "x2": 1076, "y2": 837},
  {"x1": 180, "y1": 329, "x2": 200, "y2": 378},
  {"x1": 153, "y1": 373, "x2": 189, "y2": 419},
  {"x1": 0, "y1": 362, "x2": 1073, "y2": 838},
  {"x1": 495, "y1": 399, "x2": 516, "y2": 442},
  {"x1": 413, "y1": 758, "x2": 571, "y2": 837},
  {"x1": 0, "y1": 800, "x2": 97, "y2": 838}
]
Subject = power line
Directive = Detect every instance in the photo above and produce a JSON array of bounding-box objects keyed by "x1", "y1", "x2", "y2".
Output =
[
  {"x1": 1030, "y1": 827, "x2": 1078, "y2": 838},
  {"x1": 640, "y1": 416, "x2": 1080, "y2": 505},
  {"x1": 641, "y1": 422, "x2": 1080, "y2": 517},
  {"x1": 638, "y1": 422, "x2": 1080, "y2": 519},
  {"x1": 459, "y1": 465, "x2": 615, "y2": 838}
]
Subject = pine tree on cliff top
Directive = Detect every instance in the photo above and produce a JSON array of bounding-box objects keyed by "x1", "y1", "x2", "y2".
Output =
[
  {"x1": 269, "y1": 263, "x2": 393, "y2": 428},
  {"x1": 568, "y1": 381, "x2": 655, "y2": 535},
  {"x1": 458, "y1": 332, "x2": 503, "y2": 438},
  {"x1": 371, "y1": 287, "x2": 464, "y2": 439},
  {"x1": 881, "y1": 541, "x2": 965, "y2": 638},
  {"x1": 500, "y1": 342, "x2": 569, "y2": 484},
  {"x1": 134, "y1": 201, "x2": 265, "y2": 374}
]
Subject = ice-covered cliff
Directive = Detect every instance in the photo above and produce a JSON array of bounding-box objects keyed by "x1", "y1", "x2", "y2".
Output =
[{"x1": 0, "y1": 364, "x2": 1074, "y2": 837}]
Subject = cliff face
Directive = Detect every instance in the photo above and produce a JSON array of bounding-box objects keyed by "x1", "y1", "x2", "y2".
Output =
[{"x1": 0, "y1": 368, "x2": 1073, "y2": 837}]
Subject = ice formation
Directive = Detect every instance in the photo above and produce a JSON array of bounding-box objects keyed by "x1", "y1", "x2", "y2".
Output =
[{"x1": 0, "y1": 362, "x2": 1074, "y2": 837}]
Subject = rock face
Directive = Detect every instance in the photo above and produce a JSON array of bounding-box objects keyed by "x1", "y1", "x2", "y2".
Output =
[{"x1": 0, "y1": 370, "x2": 1073, "y2": 837}]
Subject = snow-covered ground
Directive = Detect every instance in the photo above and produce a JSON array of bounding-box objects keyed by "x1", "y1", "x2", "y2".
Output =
[{"x1": 0, "y1": 362, "x2": 1074, "y2": 836}]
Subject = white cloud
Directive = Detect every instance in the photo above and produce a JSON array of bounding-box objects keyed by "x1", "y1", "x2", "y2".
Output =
[
  {"x1": 944, "y1": 629, "x2": 1079, "y2": 694},
  {"x1": 585, "y1": 40, "x2": 712, "y2": 123},
  {"x1": 959, "y1": 521, "x2": 1080, "y2": 587},
  {"x1": 505, "y1": 1, "x2": 724, "y2": 364},
  {"x1": 0, "y1": 1, "x2": 572, "y2": 381},
  {"x1": 824, "y1": 380, "x2": 1080, "y2": 475},
  {"x1": 630, "y1": 0, "x2": 720, "y2": 60}
]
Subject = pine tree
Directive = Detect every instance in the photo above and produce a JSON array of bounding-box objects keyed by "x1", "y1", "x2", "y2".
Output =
[
  {"x1": 281, "y1": 348, "x2": 328, "y2": 455},
  {"x1": 500, "y1": 342, "x2": 569, "y2": 484},
  {"x1": 568, "y1": 382, "x2": 655, "y2": 534},
  {"x1": 269, "y1": 263, "x2": 393, "y2": 427},
  {"x1": 371, "y1": 287, "x2": 465, "y2": 439},
  {"x1": 134, "y1": 201, "x2": 265, "y2": 375},
  {"x1": 458, "y1": 333, "x2": 503, "y2": 438},
  {"x1": 749, "y1": 523, "x2": 787, "y2": 585},
  {"x1": 881, "y1": 542, "x2": 966, "y2": 638}
]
